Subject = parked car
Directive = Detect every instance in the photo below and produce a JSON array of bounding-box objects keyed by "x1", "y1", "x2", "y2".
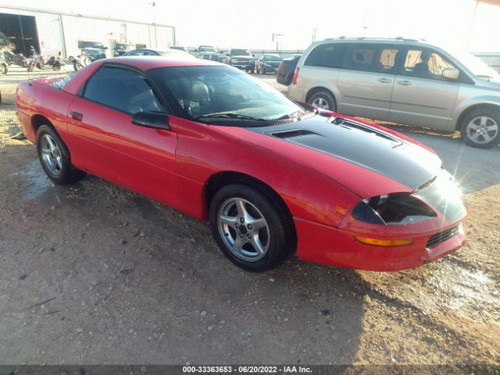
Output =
[
  {"x1": 229, "y1": 48, "x2": 256, "y2": 73},
  {"x1": 256, "y1": 54, "x2": 282, "y2": 74},
  {"x1": 69, "y1": 47, "x2": 107, "y2": 71},
  {"x1": 194, "y1": 45, "x2": 227, "y2": 63},
  {"x1": 122, "y1": 48, "x2": 194, "y2": 59},
  {"x1": 113, "y1": 42, "x2": 134, "y2": 56},
  {"x1": 16, "y1": 56, "x2": 467, "y2": 272},
  {"x1": 289, "y1": 37, "x2": 500, "y2": 149},
  {"x1": 277, "y1": 54, "x2": 301, "y2": 86},
  {"x1": 80, "y1": 47, "x2": 107, "y2": 62}
]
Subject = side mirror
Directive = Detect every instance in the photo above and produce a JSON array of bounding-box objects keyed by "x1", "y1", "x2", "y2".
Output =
[
  {"x1": 442, "y1": 68, "x2": 459, "y2": 80},
  {"x1": 131, "y1": 111, "x2": 170, "y2": 130}
]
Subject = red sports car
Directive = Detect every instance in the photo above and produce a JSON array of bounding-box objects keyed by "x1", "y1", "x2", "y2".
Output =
[{"x1": 16, "y1": 57, "x2": 467, "y2": 272}]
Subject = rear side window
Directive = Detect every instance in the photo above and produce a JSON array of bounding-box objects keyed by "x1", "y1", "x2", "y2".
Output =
[
  {"x1": 304, "y1": 43, "x2": 348, "y2": 68},
  {"x1": 378, "y1": 49, "x2": 399, "y2": 72},
  {"x1": 344, "y1": 45, "x2": 400, "y2": 74},
  {"x1": 83, "y1": 66, "x2": 163, "y2": 114}
]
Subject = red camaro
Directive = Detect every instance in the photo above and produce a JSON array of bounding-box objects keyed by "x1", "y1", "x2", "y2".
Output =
[{"x1": 16, "y1": 57, "x2": 467, "y2": 272}]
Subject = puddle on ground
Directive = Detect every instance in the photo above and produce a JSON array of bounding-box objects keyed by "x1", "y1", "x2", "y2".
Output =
[
  {"x1": 9, "y1": 159, "x2": 51, "y2": 200},
  {"x1": 446, "y1": 269, "x2": 499, "y2": 311}
]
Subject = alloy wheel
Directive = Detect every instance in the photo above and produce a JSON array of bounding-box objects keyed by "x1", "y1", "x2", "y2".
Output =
[
  {"x1": 40, "y1": 134, "x2": 63, "y2": 177},
  {"x1": 466, "y1": 116, "x2": 499, "y2": 144},
  {"x1": 217, "y1": 197, "x2": 270, "y2": 262}
]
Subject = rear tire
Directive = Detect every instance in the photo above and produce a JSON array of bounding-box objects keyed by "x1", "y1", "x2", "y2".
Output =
[
  {"x1": 36, "y1": 125, "x2": 86, "y2": 185},
  {"x1": 0, "y1": 63, "x2": 7, "y2": 75},
  {"x1": 460, "y1": 108, "x2": 500, "y2": 149},
  {"x1": 308, "y1": 90, "x2": 337, "y2": 112},
  {"x1": 73, "y1": 61, "x2": 84, "y2": 71},
  {"x1": 209, "y1": 184, "x2": 294, "y2": 272}
]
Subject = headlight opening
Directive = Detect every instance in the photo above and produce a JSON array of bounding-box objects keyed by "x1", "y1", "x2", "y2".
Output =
[{"x1": 352, "y1": 193, "x2": 437, "y2": 225}]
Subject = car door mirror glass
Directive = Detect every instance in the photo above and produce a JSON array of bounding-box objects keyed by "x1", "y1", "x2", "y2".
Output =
[
  {"x1": 442, "y1": 68, "x2": 459, "y2": 80},
  {"x1": 131, "y1": 111, "x2": 170, "y2": 130}
]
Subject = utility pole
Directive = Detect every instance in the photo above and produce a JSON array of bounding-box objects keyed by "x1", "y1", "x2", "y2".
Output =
[
  {"x1": 272, "y1": 33, "x2": 283, "y2": 51},
  {"x1": 149, "y1": 2, "x2": 157, "y2": 48}
]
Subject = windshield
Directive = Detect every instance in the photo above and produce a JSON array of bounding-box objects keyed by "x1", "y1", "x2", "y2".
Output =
[
  {"x1": 80, "y1": 41, "x2": 105, "y2": 50},
  {"x1": 231, "y1": 49, "x2": 251, "y2": 56},
  {"x1": 450, "y1": 49, "x2": 500, "y2": 79},
  {"x1": 148, "y1": 66, "x2": 302, "y2": 125},
  {"x1": 199, "y1": 46, "x2": 216, "y2": 52},
  {"x1": 115, "y1": 43, "x2": 132, "y2": 50},
  {"x1": 263, "y1": 54, "x2": 282, "y2": 61},
  {"x1": 82, "y1": 48, "x2": 101, "y2": 56}
]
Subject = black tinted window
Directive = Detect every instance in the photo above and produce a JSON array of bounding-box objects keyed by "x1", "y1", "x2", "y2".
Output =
[
  {"x1": 83, "y1": 66, "x2": 163, "y2": 114},
  {"x1": 305, "y1": 43, "x2": 348, "y2": 68}
]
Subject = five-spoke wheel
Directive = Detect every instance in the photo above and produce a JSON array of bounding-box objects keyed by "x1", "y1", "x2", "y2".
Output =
[
  {"x1": 37, "y1": 125, "x2": 86, "y2": 184},
  {"x1": 461, "y1": 108, "x2": 500, "y2": 149},
  {"x1": 307, "y1": 90, "x2": 337, "y2": 112},
  {"x1": 217, "y1": 197, "x2": 270, "y2": 263},
  {"x1": 210, "y1": 184, "x2": 294, "y2": 271}
]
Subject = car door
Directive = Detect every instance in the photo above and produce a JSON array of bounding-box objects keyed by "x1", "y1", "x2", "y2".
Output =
[
  {"x1": 389, "y1": 47, "x2": 460, "y2": 131},
  {"x1": 336, "y1": 44, "x2": 399, "y2": 121},
  {"x1": 65, "y1": 64, "x2": 178, "y2": 206}
]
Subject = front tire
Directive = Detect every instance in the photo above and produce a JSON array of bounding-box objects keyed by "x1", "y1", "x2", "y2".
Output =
[
  {"x1": 308, "y1": 90, "x2": 337, "y2": 112},
  {"x1": 37, "y1": 125, "x2": 86, "y2": 184},
  {"x1": 209, "y1": 184, "x2": 294, "y2": 272},
  {"x1": 460, "y1": 108, "x2": 500, "y2": 149},
  {"x1": 0, "y1": 63, "x2": 7, "y2": 75}
]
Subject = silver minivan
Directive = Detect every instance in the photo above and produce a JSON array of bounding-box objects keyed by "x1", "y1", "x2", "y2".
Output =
[{"x1": 288, "y1": 37, "x2": 500, "y2": 148}]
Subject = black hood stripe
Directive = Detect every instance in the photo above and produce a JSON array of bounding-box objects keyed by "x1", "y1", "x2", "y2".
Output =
[{"x1": 248, "y1": 115, "x2": 441, "y2": 190}]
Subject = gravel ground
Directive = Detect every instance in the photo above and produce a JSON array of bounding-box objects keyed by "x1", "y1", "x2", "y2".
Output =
[{"x1": 0, "y1": 66, "x2": 499, "y2": 367}]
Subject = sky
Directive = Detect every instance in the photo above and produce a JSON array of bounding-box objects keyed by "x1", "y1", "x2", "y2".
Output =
[{"x1": 2, "y1": 0, "x2": 500, "y2": 52}]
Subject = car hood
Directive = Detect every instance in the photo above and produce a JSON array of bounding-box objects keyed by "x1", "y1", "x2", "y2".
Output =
[
  {"x1": 247, "y1": 115, "x2": 443, "y2": 195},
  {"x1": 232, "y1": 55, "x2": 253, "y2": 59},
  {"x1": 475, "y1": 76, "x2": 500, "y2": 89}
]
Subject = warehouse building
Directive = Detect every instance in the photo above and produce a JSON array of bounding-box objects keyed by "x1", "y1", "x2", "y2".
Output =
[{"x1": 0, "y1": 5, "x2": 176, "y2": 58}]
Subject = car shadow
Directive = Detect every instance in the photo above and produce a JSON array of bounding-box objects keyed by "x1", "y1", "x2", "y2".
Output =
[{"x1": 98, "y1": 191, "x2": 367, "y2": 364}]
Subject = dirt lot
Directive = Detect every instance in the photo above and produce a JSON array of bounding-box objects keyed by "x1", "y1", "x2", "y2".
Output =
[{"x1": 0, "y1": 66, "x2": 499, "y2": 367}]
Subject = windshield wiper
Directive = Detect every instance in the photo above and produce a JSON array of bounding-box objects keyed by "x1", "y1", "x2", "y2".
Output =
[
  {"x1": 274, "y1": 108, "x2": 318, "y2": 121},
  {"x1": 194, "y1": 112, "x2": 267, "y2": 121},
  {"x1": 274, "y1": 110, "x2": 307, "y2": 121}
]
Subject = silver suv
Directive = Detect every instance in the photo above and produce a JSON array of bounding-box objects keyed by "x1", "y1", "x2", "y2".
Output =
[{"x1": 288, "y1": 37, "x2": 500, "y2": 148}]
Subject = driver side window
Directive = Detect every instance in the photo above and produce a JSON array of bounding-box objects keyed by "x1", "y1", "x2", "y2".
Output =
[
  {"x1": 402, "y1": 49, "x2": 458, "y2": 80},
  {"x1": 83, "y1": 66, "x2": 163, "y2": 114}
]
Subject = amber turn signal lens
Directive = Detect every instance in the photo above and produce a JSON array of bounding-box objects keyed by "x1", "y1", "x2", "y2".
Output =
[{"x1": 354, "y1": 236, "x2": 414, "y2": 247}]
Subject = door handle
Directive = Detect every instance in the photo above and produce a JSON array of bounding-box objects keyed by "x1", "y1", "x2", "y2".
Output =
[
  {"x1": 71, "y1": 111, "x2": 83, "y2": 121},
  {"x1": 397, "y1": 80, "x2": 412, "y2": 86},
  {"x1": 378, "y1": 78, "x2": 392, "y2": 83}
]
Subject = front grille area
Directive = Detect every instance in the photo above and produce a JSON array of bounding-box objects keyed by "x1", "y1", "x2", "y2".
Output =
[{"x1": 426, "y1": 226, "x2": 459, "y2": 248}]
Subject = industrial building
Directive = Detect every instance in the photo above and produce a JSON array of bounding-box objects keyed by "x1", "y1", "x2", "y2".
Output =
[{"x1": 0, "y1": 5, "x2": 176, "y2": 58}]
